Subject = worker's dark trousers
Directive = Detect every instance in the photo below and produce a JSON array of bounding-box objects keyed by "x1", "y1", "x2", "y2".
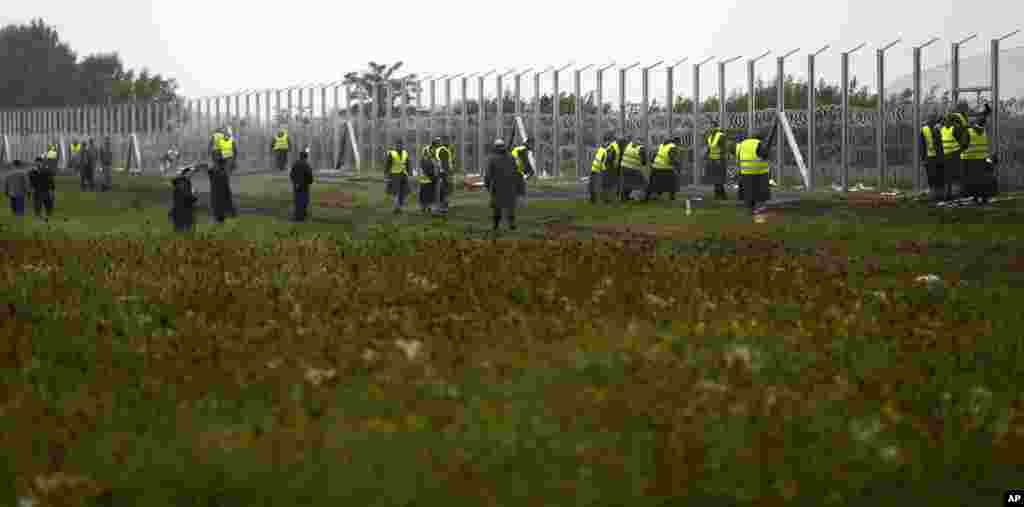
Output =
[
  {"x1": 33, "y1": 191, "x2": 53, "y2": 217},
  {"x1": 220, "y1": 160, "x2": 237, "y2": 217},
  {"x1": 275, "y1": 151, "x2": 288, "y2": 171},
  {"x1": 9, "y1": 195, "x2": 26, "y2": 216},
  {"x1": 925, "y1": 157, "x2": 943, "y2": 201},
  {"x1": 493, "y1": 205, "x2": 515, "y2": 229},
  {"x1": 589, "y1": 172, "x2": 602, "y2": 204},
  {"x1": 293, "y1": 187, "x2": 310, "y2": 221},
  {"x1": 943, "y1": 152, "x2": 962, "y2": 200}
]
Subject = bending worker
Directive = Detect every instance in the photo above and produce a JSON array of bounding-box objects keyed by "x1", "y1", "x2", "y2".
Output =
[
  {"x1": 704, "y1": 123, "x2": 729, "y2": 200},
  {"x1": 645, "y1": 136, "x2": 682, "y2": 201}
]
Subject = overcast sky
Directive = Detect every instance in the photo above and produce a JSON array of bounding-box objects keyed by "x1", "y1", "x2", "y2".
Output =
[{"x1": 3, "y1": 0, "x2": 1021, "y2": 105}]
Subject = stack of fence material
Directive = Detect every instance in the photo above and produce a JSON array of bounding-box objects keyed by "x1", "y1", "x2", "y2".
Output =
[{"x1": 463, "y1": 175, "x2": 485, "y2": 191}]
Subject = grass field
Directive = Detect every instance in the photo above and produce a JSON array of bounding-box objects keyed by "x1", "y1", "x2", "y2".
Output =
[{"x1": 2, "y1": 174, "x2": 1024, "y2": 506}]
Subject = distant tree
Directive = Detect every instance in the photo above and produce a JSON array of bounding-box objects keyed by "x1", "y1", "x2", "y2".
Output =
[
  {"x1": 0, "y1": 18, "x2": 181, "y2": 109},
  {"x1": 342, "y1": 61, "x2": 422, "y2": 117}
]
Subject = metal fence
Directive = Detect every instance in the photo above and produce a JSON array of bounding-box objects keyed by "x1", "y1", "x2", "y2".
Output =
[{"x1": 0, "y1": 32, "x2": 1021, "y2": 191}]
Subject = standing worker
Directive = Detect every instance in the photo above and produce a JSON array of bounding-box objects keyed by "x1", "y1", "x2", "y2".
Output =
[
  {"x1": 83, "y1": 139, "x2": 98, "y2": 191},
  {"x1": 97, "y1": 137, "x2": 114, "y2": 192},
  {"x1": 735, "y1": 121, "x2": 779, "y2": 215},
  {"x1": 433, "y1": 137, "x2": 453, "y2": 214},
  {"x1": 168, "y1": 166, "x2": 199, "y2": 232},
  {"x1": 28, "y1": 157, "x2": 55, "y2": 221},
  {"x1": 485, "y1": 138, "x2": 520, "y2": 233},
  {"x1": 939, "y1": 113, "x2": 967, "y2": 202},
  {"x1": 4, "y1": 159, "x2": 30, "y2": 217},
  {"x1": 589, "y1": 140, "x2": 611, "y2": 204},
  {"x1": 959, "y1": 117, "x2": 996, "y2": 205},
  {"x1": 290, "y1": 148, "x2": 315, "y2": 221},
  {"x1": 618, "y1": 136, "x2": 648, "y2": 201},
  {"x1": 44, "y1": 143, "x2": 59, "y2": 174},
  {"x1": 704, "y1": 123, "x2": 729, "y2": 200},
  {"x1": 418, "y1": 140, "x2": 437, "y2": 214},
  {"x1": 70, "y1": 140, "x2": 84, "y2": 189},
  {"x1": 645, "y1": 136, "x2": 682, "y2": 201},
  {"x1": 385, "y1": 140, "x2": 411, "y2": 214},
  {"x1": 920, "y1": 113, "x2": 945, "y2": 202},
  {"x1": 511, "y1": 137, "x2": 536, "y2": 206}
]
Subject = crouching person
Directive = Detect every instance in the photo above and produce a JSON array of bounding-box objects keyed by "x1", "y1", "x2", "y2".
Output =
[{"x1": 169, "y1": 166, "x2": 199, "y2": 232}]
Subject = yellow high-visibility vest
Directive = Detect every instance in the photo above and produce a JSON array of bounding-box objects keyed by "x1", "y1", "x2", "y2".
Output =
[
  {"x1": 960, "y1": 128, "x2": 990, "y2": 160},
  {"x1": 219, "y1": 137, "x2": 234, "y2": 159},
  {"x1": 921, "y1": 126, "x2": 937, "y2": 158},
  {"x1": 706, "y1": 131, "x2": 723, "y2": 160},
  {"x1": 736, "y1": 139, "x2": 769, "y2": 175},
  {"x1": 511, "y1": 146, "x2": 527, "y2": 175},
  {"x1": 652, "y1": 143, "x2": 676, "y2": 171},
  {"x1": 46, "y1": 148, "x2": 58, "y2": 160},
  {"x1": 940, "y1": 126, "x2": 960, "y2": 154},
  {"x1": 389, "y1": 150, "x2": 409, "y2": 175},
  {"x1": 71, "y1": 143, "x2": 81, "y2": 155},
  {"x1": 434, "y1": 146, "x2": 451, "y2": 167},
  {"x1": 606, "y1": 142, "x2": 621, "y2": 167},
  {"x1": 621, "y1": 143, "x2": 642, "y2": 169},
  {"x1": 591, "y1": 147, "x2": 608, "y2": 173},
  {"x1": 273, "y1": 133, "x2": 289, "y2": 151}
]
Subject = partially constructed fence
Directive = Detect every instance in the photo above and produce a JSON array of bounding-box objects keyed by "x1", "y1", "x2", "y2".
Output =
[{"x1": 0, "y1": 31, "x2": 1021, "y2": 191}]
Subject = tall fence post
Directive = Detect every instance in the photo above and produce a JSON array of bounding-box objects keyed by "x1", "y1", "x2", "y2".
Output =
[
  {"x1": 808, "y1": 46, "x2": 828, "y2": 189},
  {"x1": 776, "y1": 49, "x2": 799, "y2": 185},
  {"x1": 552, "y1": 64, "x2": 571, "y2": 179},
  {"x1": 594, "y1": 63, "x2": 614, "y2": 152},
  {"x1": 479, "y1": 71, "x2": 496, "y2": 175},
  {"x1": 718, "y1": 57, "x2": 741, "y2": 134},
  {"x1": 692, "y1": 57, "x2": 713, "y2": 186},
  {"x1": 619, "y1": 63, "x2": 640, "y2": 140},
  {"x1": 877, "y1": 38, "x2": 901, "y2": 189},
  {"x1": 841, "y1": 43, "x2": 866, "y2": 191},
  {"x1": 574, "y1": 64, "x2": 594, "y2": 178},
  {"x1": 747, "y1": 51, "x2": 771, "y2": 140},
  {"x1": 461, "y1": 75, "x2": 471, "y2": 176},
  {"x1": 641, "y1": 61, "x2": 663, "y2": 149}
]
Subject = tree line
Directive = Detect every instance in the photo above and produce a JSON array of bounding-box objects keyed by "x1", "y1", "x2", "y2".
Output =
[{"x1": 0, "y1": 18, "x2": 180, "y2": 109}]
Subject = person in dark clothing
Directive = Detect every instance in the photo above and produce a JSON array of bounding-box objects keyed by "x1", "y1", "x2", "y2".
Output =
[
  {"x1": 168, "y1": 165, "x2": 199, "y2": 232},
  {"x1": 736, "y1": 122, "x2": 778, "y2": 214},
  {"x1": 418, "y1": 142, "x2": 437, "y2": 213},
  {"x1": 98, "y1": 137, "x2": 114, "y2": 191},
  {"x1": 618, "y1": 136, "x2": 648, "y2": 201},
  {"x1": 4, "y1": 159, "x2": 31, "y2": 217},
  {"x1": 645, "y1": 136, "x2": 683, "y2": 201},
  {"x1": 290, "y1": 149, "x2": 315, "y2": 221},
  {"x1": 704, "y1": 123, "x2": 729, "y2": 199},
  {"x1": 28, "y1": 157, "x2": 55, "y2": 220},
  {"x1": 485, "y1": 138, "x2": 520, "y2": 232},
  {"x1": 433, "y1": 137, "x2": 454, "y2": 214},
  {"x1": 938, "y1": 113, "x2": 967, "y2": 201},
  {"x1": 919, "y1": 114, "x2": 945, "y2": 202},
  {"x1": 82, "y1": 139, "x2": 98, "y2": 191}
]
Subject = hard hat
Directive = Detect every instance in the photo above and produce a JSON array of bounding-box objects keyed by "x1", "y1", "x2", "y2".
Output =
[{"x1": 494, "y1": 138, "x2": 506, "y2": 147}]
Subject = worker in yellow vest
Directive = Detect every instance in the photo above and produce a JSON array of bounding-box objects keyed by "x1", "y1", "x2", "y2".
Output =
[
  {"x1": 645, "y1": 136, "x2": 682, "y2": 201},
  {"x1": 939, "y1": 113, "x2": 967, "y2": 201},
  {"x1": 271, "y1": 129, "x2": 290, "y2": 172},
  {"x1": 433, "y1": 138, "x2": 454, "y2": 214},
  {"x1": 207, "y1": 131, "x2": 237, "y2": 222},
  {"x1": 385, "y1": 140, "x2": 411, "y2": 214},
  {"x1": 44, "y1": 144, "x2": 59, "y2": 174},
  {"x1": 704, "y1": 124, "x2": 729, "y2": 200},
  {"x1": 959, "y1": 118, "x2": 996, "y2": 205},
  {"x1": 919, "y1": 114, "x2": 945, "y2": 202},
  {"x1": 735, "y1": 123, "x2": 778, "y2": 214},
  {"x1": 210, "y1": 130, "x2": 225, "y2": 163},
  {"x1": 510, "y1": 138, "x2": 535, "y2": 206},
  {"x1": 589, "y1": 141, "x2": 611, "y2": 204},
  {"x1": 70, "y1": 140, "x2": 86, "y2": 189},
  {"x1": 618, "y1": 137, "x2": 648, "y2": 201},
  {"x1": 417, "y1": 141, "x2": 437, "y2": 214},
  {"x1": 601, "y1": 134, "x2": 623, "y2": 200}
]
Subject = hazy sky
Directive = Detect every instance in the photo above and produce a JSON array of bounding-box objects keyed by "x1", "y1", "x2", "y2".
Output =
[{"x1": 3, "y1": 0, "x2": 1021, "y2": 104}]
